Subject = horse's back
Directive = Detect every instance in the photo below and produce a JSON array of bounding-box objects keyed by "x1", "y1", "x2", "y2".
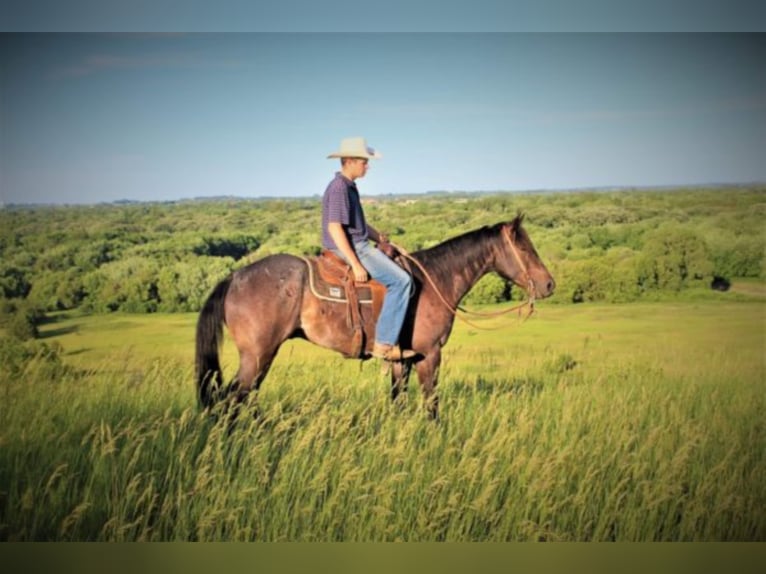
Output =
[
  {"x1": 231, "y1": 253, "x2": 306, "y2": 284},
  {"x1": 226, "y1": 253, "x2": 308, "y2": 312}
]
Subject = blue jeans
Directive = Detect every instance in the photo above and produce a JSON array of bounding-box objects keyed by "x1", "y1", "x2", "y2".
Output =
[{"x1": 334, "y1": 241, "x2": 413, "y2": 346}]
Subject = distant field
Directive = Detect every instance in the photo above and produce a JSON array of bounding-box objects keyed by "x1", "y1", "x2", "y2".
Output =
[
  {"x1": 2, "y1": 299, "x2": 764, "y2": 540},
  {"x1": 36, "y1": 295, "x2": 765, "y2": 390},
  {"x1": 729, "y1": 279, "x2": 766, "y2": 298}
]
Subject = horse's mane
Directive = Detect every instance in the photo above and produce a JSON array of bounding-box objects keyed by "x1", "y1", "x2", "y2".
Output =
[{"x1": 412, "y1": 214, "x2": 526, "y2": 278}]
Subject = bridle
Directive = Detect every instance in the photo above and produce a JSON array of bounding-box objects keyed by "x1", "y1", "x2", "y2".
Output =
[
  {"x1": 389, "y1": 223, "x2": 536, "y2": 331},
  {"x1": 501, "y1": 224, "x2": 537, "y2": 310}
]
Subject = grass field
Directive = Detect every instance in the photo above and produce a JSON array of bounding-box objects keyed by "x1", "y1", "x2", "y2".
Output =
[{"x1": 1, "y1": 298, "x2": 764, "y2": 540}]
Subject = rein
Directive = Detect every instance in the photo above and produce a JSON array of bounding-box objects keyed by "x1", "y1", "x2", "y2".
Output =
[{"x1": 388, "y1": 225, "x2": 536, "y2": 331}]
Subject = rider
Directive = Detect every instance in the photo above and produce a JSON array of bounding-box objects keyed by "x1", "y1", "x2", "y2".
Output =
[{"x1": 322, "y1": 137, "x2": 415, "y2": 362}]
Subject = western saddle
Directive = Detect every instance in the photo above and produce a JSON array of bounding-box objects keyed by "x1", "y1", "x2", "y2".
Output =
[{"x1": 303, "y1": 249, "x2": 389, "y2": 358}]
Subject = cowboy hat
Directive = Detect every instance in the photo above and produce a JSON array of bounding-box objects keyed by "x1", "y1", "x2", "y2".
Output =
[{"x1": 327, "y1": 137, "x2": 382, "y2": 159}]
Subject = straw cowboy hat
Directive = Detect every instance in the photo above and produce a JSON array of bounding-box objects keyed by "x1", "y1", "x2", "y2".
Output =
[{"x1": 327, "y1": 137, "x2": 382, "y2": 159}]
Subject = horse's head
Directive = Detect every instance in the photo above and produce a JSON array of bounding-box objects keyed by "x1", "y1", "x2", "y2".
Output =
[{"x1": 495, "y1": 214, "x2": 555, "y2": 300}]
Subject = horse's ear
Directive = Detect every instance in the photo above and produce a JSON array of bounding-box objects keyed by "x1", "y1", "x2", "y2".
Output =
[{"x1": 510, "y1": 212, "x2": 525, "y2": 236}]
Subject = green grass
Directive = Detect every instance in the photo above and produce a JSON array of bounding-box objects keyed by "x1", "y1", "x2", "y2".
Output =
[{"x1": 1, "y1": 300, "x2": 764, "y2": 540}]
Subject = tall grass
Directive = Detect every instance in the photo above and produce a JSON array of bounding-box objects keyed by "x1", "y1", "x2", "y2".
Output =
[{"x1": 1, "y1": 302, "x2": 764, "y2": 540}]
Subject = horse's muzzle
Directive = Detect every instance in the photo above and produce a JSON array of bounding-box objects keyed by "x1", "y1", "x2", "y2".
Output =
[{"x1": 536, "y1": 277, "x2": 556, "y2": 299}]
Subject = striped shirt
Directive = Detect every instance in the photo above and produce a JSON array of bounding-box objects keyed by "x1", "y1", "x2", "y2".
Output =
[{"x1": 321, "y1": 172, "x2": 368, "y2": 249}]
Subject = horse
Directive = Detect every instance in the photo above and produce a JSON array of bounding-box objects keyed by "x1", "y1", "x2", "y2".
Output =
[{"x1": 195, "y1": 214, "x2": 555, "y2": 419}]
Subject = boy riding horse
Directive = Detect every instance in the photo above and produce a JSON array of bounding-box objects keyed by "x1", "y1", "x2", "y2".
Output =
[{"x1": 322, "y1": 137, "x2": 415, "y2": 362}]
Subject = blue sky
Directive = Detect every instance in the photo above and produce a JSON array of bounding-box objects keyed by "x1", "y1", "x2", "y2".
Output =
[
  {"x1": 1, "y1": 32, "x2": 765, "y2": 204},
  {"x1": 2, "y1": 0, "x2": 764, "y2": 32}
]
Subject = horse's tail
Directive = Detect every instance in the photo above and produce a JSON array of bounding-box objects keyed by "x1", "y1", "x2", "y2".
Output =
[{"x1": 195, "y1": 275, "x2": 232, "y2": 409}]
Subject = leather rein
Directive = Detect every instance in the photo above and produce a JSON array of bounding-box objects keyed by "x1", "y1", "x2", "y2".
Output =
[{"x1": 388, "y1": 225, "x2": 536, "y2": 331}]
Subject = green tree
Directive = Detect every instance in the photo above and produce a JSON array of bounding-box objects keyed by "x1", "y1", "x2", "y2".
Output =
[
  {"x1": 602, "y1": 247, "x2": 641, "y2": 302},
  {"x1": 709, "y1": 236, "x2": 764, "y2": 280},
  {"x1": 0, "y1": 266, "x2": 31, "y2": 299},
  {"x1": 566, "y1": 259, "x2": 612, "y2": 303},
  {"x1": 2, "y1": 302, "x2": 45, "y2": 340},
  {"x1": 192, "y1": 234, "x2": 261, "y2": 259},
  {"x1": 157, "y1": 256, "x2": 235, "y2": 312},
  {"x1": 637, "y1": 225, "x2": 713, "y2": 292},
  {"x1": 463, "y1": 274, "x2": 510, "y2": 305},
  {"x1": 27, "y1": 268, "x2": 85, "y2": 311},
  {"x1": 82, "y1": 256, "x2": 161, "y2": 313}
]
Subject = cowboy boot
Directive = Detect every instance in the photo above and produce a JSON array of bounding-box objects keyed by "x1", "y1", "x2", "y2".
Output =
[{"x1": 372, "y1": 342, "x2": 416, "y2": 362}]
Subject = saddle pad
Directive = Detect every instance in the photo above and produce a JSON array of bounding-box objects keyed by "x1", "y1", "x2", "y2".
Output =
[{"x1": 303, "y1": 256, "x2": 382, "y2": 304}]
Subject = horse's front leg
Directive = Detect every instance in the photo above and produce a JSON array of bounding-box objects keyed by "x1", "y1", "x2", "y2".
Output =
[
  {"x1": 390, "y1": 361, "x2": 412, "y2": 405},
  {"x1": 415, "y1": 348, "x2": 441, "y2": 420}
]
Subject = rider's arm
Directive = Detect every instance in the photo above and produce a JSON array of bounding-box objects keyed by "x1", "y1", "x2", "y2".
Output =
[{"x1": 327, "y1": 222, "x2": 369, "y2": 283}]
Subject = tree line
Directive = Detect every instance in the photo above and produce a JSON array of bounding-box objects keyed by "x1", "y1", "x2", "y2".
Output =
[{"x1": 1, "y1": 187, "x2": 764, "y2": 339}]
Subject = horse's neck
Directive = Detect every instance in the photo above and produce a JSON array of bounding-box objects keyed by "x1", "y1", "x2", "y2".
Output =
[{"x1": 417, "y1": 230, "x2": 499, "y2": 307}]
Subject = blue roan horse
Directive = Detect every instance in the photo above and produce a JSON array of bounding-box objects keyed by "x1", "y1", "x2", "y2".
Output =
[{"x1": 195, "y1": 215, "x2": 555, "y2": 419}]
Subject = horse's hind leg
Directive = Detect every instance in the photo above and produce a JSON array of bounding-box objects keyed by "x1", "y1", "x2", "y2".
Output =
[
  {"x1": 232, "y1": 349, "x2": 277, "y2": 403},
  {"x1": 223, "y1": 342, "x2": 281, "y2": 421}
]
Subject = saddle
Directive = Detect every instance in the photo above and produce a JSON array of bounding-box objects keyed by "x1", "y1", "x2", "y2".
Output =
[{"x1": 303, "y1": 250, "x2": 388, "y2": 358}]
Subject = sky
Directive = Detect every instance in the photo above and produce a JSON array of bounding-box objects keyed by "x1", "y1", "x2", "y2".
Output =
[
  {"x1": 2, "y1": 0, "x2": 765, "y2": 32},
  {"x1": 1, "y1": 31, "x2": 765, "y2": 204}
]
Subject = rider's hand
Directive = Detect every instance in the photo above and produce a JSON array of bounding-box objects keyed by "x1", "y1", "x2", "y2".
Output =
[{"x1": 352, "y1": 263, "x2": 369, "y2": 283}]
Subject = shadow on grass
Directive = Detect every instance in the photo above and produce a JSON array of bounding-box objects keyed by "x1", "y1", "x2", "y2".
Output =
[
  {"x1": 39, "y1": 324, "x2": 79, "y2": 339},
  {"x1": 64, "y1": 347, "x2": 91, "y2": 357}
]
